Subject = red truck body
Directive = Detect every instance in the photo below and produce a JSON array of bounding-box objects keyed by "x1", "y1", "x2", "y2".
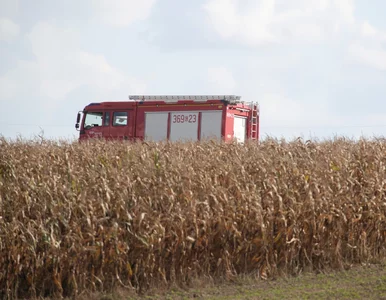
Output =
[{"x1": 75, "y1": 95, "x2": 259, "y2": 143}]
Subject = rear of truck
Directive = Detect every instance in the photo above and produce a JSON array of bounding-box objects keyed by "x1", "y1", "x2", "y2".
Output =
[{"x1": 131, "y1": 95, "x2": 259, "y2": 143}]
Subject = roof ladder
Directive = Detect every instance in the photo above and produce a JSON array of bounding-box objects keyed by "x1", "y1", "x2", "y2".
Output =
[{"x1": 250, "y1": 102, "x2": 259, "y2": 140}]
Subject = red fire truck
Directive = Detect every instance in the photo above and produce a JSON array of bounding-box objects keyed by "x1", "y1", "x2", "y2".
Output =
[{"x1": 75, "y1": 95, "x2": 259, "y2": 143}]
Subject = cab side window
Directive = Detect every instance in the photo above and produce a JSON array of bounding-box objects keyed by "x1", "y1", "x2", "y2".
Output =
[
  {"x1": 104, "y1": 112, "x2": 110, "y2": 126},
  {"x1": 113, "y1": 112, "x2": 128, "y2": 126}
]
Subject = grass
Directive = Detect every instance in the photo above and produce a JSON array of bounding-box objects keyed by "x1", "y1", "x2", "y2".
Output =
[{"x1": 78, "y1": 261, "x2": 386, "y2": 299}]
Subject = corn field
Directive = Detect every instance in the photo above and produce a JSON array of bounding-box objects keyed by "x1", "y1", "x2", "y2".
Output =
[{"x1": 1, "y1": 136, "x2": 386, "y2": 299}]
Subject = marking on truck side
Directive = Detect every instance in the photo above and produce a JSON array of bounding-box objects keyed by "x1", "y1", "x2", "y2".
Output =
[{"x1": 172, "y1": 114, "x2": 197, "y2": 123}]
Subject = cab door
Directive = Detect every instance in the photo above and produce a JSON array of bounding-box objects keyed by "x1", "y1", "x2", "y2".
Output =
[
  {"x1": 82, "y1": 111, "x2": 109, "y2": 139},
  {"x1": 102, "y1": 111, "x2": 111, "y2": 139},
  {"x1": 110, "y1": 110, "x2": 134, "y2": 140}
]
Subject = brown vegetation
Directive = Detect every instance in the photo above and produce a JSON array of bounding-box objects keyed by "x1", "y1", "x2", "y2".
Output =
[{"x1": 1, "y1": 136, "x2": 386, "y2": 299}]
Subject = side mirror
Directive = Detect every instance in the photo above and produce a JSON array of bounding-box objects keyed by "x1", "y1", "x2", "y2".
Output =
[{"x1": 75, "y1": 112, "x2": 82, "y2": 131}]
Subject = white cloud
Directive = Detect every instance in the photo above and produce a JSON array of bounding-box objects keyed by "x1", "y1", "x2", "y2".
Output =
[
  {"x1": 0, "y1": 18, "x2": 20, "y2": 41},
  {"x1": 207, "y1": 67, "x2": 236, "y2": 94},
  {"x1": 346, "y1": 20, "x2": 386, "y2": 71},
  {"x1": 261, "y1": 93, "x2": 304, "y2": 127},
  {"x1": 0, "y1": 22, "x2": 146, "y2": 105},
  {"x1": 0, "y1": 73, "x2": 18, "y2": 98},
  {"x1": 361, "y1": 21, "x2": 378, "y2": 38},
  {"x1": 91, "y1": 0, "x2": 157, "y2": 27},
  {"x1": 203, "y1": 0, "x2": 277, "y2": 45},
  {"x1": 348, "y1": 43, "x2": 386, "y2": 71},
  {"x1": 0, "y1": 59, "x2": 41, "y2": 103},
  {"x1": 360, "y1": 21, "x2": 386, "y2": 42},
  {"x1": 260, "y1": 92, "x2": 333, "y2": 128},
  {"x1": 286, "y1": 23, "x2": 325, "y2": 42},
  {"x1": 0, "y1": 0, "x2": 19, "y2": 18},
  {"x1": 203, "y1": 0, "x2": 355, "y2": 45},
  {"x1": 333, "y1": 0, "x2": 355, "y2": 24}
]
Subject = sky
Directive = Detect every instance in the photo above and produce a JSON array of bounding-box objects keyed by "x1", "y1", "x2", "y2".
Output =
[{"x1": 1, "y1": 0, "x2": 386, "y2": 141}]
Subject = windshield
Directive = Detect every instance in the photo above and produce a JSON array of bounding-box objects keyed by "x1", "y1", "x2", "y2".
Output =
[{"x1": 84, "y1": 112, "x2": 103, "y2": 129}]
